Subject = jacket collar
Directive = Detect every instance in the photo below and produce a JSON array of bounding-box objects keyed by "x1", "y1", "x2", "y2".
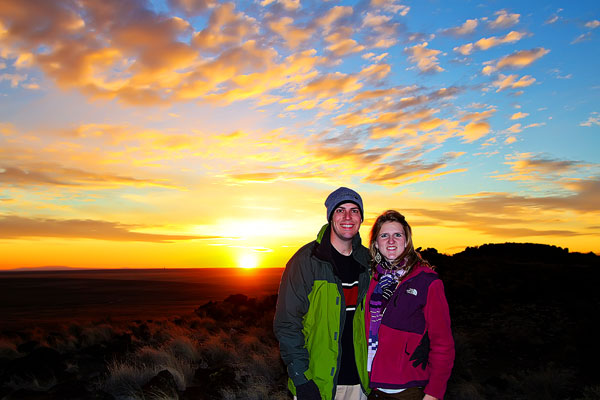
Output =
[{"x1": 312, "y1": 223, "x2": 364, "y2": 264}]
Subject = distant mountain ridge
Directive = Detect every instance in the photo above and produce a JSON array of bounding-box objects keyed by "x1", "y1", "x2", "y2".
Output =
[
  {"x1": 419, "y1": 241, "x2": 599, "y2": 267},
  {"x1": 3, "y1": 266, "x2": 87, "y2": 272}
]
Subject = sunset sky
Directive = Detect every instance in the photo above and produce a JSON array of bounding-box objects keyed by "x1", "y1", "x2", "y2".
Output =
[{"x1": 1, "y1": 0, "x2": 599, "y2": 270}]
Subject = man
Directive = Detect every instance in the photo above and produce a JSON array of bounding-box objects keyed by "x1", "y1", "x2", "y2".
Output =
[{"x1": 274, "y1": 187, "x2": 371, "y2": 400}]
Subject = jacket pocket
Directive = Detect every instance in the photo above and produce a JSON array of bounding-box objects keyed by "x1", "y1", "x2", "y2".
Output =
[{"x1": 371, "y1": 326, "x2": 427, "y2": 385}]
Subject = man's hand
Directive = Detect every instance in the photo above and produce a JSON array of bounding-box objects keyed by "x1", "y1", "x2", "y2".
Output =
[
  {"x1": 423, "y1": 395, "x2": 438, "y2": 400},
  {"x1": 296, "y1": 380, "x2": 321, "y2": 400}
]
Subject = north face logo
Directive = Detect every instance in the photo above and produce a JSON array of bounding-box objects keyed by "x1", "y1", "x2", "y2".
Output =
[{"x1": 406, "y1": 288, "x2": 418, "y2": 296}]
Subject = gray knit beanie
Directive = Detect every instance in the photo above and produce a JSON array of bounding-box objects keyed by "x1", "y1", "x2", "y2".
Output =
[{"x1": 325, "y1": 187, "x2": 364, "y2": 221}]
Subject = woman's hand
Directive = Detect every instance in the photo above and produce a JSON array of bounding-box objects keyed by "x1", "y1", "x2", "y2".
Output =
[{"x1": 423, "y1": 395, "x2": 438, "y2": 400}]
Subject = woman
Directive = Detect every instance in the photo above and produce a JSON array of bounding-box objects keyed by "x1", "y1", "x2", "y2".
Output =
[{"x1": 365, "y1": 210, "x2": 454, "y2": 400}]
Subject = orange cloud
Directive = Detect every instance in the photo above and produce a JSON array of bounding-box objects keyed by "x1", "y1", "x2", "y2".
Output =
[
  {"x1": 442, "y1": 19, "x2": 478, "y2": 36},
  {"x1": 268, "y1": 17, "x2": 313, "y2": 48},
  {"x1": 261, "y1": 0, "x2": 300, "y2": 12},
  {"x1": 0, "y1": 215, "x2": 219, "y2": 242},
  {"x1": 168, "y1": 0, "x2": 217, "y2": 16},
  {"x1": 456, "y1": 31, "x2": 525, "y2": 55},
  {"x1": 510, "y1": 112, "x2": 529, "y2": 120},
  {"x1": 460, "y1": 121, "x2": 490, "y2": 142},
  {"x1": 316, "y1": 6, "x2": 353, "y2": 34},
  {"x1": 492, "y1": 74, "x2": 536, "y2": 92},
  {"x1": 488, "y1": 10, "x2": 520, "y2": 29},
  {"x1": 483, "y1": 48, "x2": 549, "y2": 75},
  {"x1": 192, "y1": 3, "x2": 258, "y2": 52},
  {"x1": 492, "y1": 153, "x2": 591, "y2": 184},
  {"x1": 297, "y1": 72, "x2": 362, "y2": 99},
  {"x1": 325, "y1": 28, "x2": 365, "y2": 57},
  {"x1": 404, "y1": 42, "x2": 444, "y2": 73}
]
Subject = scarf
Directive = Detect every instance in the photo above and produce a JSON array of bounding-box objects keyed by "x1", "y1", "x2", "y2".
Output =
[{"x1": 367, "y1": 260, "x2": 408, "y2": 371}]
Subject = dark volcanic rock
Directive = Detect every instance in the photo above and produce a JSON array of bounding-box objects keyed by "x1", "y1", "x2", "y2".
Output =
[{"x1": 142, "y1": 369, "x2": 179, "y2": 400}]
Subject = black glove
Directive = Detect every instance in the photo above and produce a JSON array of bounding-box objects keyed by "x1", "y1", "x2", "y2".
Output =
[
  {"x1": 410, "y1": 331, "x2": 431, "y2": 370},
  {"x1": 296, "y1": 379, "x2": 321, "y2": 400}
]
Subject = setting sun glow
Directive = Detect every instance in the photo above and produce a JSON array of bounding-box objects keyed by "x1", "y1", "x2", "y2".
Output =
[{"x1": 238, "y1": 253, "x2": 259, "y2": 269}]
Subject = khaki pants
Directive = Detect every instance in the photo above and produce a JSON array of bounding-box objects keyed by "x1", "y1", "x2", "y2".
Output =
[
  {"x1": 336, "y1": 384, "x2": 368, "y2": 400},
  {"x1": 367, "y1": 387, "x2": 424, "y2": 400},
  {"x1": 294, "y1": 384, "x2": 367, "y2": 400}
]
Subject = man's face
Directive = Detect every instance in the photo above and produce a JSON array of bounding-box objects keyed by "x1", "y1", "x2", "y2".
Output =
[{"x1": 330, "y1": 202, "x2": 362, "y2": 242}]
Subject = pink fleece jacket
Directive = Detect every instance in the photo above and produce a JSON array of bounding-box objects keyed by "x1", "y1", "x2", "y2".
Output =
[{"x1": 365, "y1": 263, "x2": 455, "y2": 399}]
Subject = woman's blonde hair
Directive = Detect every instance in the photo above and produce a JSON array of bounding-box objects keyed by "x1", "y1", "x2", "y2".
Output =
[{"x1": 369, "y1": 210, "x2": 430, "y2": 274}]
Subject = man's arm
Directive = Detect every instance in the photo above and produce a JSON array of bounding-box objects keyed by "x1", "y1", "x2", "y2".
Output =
[{"x1": 273, "y1": 252, "x2": 313, "y2": 387}]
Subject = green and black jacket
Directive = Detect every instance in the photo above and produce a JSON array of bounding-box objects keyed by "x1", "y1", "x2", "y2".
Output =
[{"x1": 273, "y1": 225, "x2": 371, "y2": 400}]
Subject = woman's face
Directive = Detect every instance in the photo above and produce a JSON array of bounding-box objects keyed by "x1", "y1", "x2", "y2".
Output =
[{"x1": 375, "y1": 221, "x2": 406, "y2": 263}]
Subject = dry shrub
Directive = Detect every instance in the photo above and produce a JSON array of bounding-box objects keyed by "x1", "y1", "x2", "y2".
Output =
[
  {"x1": 166, "y1": 336, "x2": 198, "y2": 363},
  {"x1": 103, "y1": 359, "x2": 147, "y2": 399},
  {"x1": 104, "y1": 356, "x2": 191, "y2": 397},
  {"x1": 81, "y1": 323, "x2": 117, "y2": 347},
  {"x1": 136, "y1": 346, "x2": 172, "y2": 367},
  {"x1": 0, "y1": 338, "x2": 19, "y2": 359},
  {"x1": 200, "y1": 330, "x2": 239, "y2": 366},
  {"x1": 238, "y1": 333, "x2": 262, "y2": 353}
]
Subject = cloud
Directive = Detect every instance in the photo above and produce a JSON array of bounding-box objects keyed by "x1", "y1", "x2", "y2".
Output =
[
  {"x1": 510, "y1": 112, "x2": 529, "y2": 120},
  {"x1": 442, "y1": 19, "x2": 478, "y2": 36},
  {"x1": 505, "y1": 123, "x2": 522, "y2": 133},
  {"x1": 545, "y1": 9, "x2": 562, "y2": 25},
  {"x1": 491, "y1": 74, "x2": 536, "y2": 92},
  {"x1": 585, "y1": 20, "x2": 600, "y2": 29},
  {"x1": 168, "y1": 0, "x2": 217, "y2": 16},
  {"x1": 571, "y1": 32, "x2": 592, "y2": 44},
  {"x1": 454, "y1": 31, "x2": 525, "y2": 55},
  {"x1": 364, "y1": 151, "x2": 466, "y2": 186},
  {"x1": 0, "y1": 163, "x2": 174, "y2": 189},
  {"x1": 404, "y1": 42, "x2": 444, "y2": 73},
  {"x1": 325, "y1": 28, "x2": 365, "y2": 57},
  {"x1": 580, "y1": 112, "x2": 600, "y2": 127},
  {"x1": 268, "y1": 16, "x2": 313, "y2": 48},
  {"x1": 460, "y1": 121, "x2": 490, "y2": 142},
  {"x1": 0, "y1": 73, "x2": 28, "y2": 87},
  {"x1": 407, "y1": 176, "x2": 600, "y2": 238},
  {"x1": 369, "y1": 0, "x2": 410, "y2": 17},
  {"x1": 488, "y1": 10, "x2": 520, "y2": 29},
  {"x1": 297, "y1": 72, "x2": 362, "y2": 99},
  {"x1": 492, "y1": 153, "x2": 593, "y2": 186},
  {"x1": 0, "y1": 215, "x2": 220, "y2": 242},
  {"x1": 193, "y1": 3, "x2": 258, "y2": 52},
  {"x1": 454, "y1": 43, "x2": 474, "y2": 56},
  {"x1": 475, "y1": 31, "x2": 525, "y2": 50},
  {"x1": 482, "y1": 48, "x2": 549, "y2": 75},
  {"x1": 261, "y1": 0, "x2": 300, "y2": 11},
  {"x1": 316, "y1": 5, "x2": 353, "y2": 35},
  {"x1": 0, "y1": 1, "x2": 325, "y2": 106},
  {"x1": 226, "y1": 171, "x2": 323, "y2": 183}
]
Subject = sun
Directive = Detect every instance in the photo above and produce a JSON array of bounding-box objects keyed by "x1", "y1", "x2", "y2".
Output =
[{"x1": 238, "y1": 253, "x2": 259, "y2": 269}]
